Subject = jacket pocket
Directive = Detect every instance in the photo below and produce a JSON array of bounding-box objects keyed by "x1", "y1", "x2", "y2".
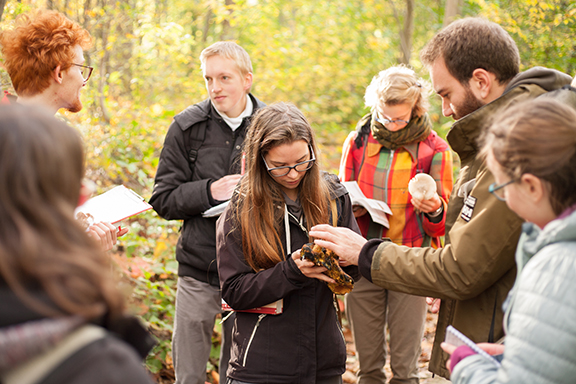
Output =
[{"x1": 242, "y1": 314, "x2": 267, "y2": 367}]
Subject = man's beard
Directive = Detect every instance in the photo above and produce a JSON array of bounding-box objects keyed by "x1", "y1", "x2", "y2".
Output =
[
  {"x1": 453, "y1": 88, "x2": 485, "y2": 120},
  {"x1": 65, "y1": 98, "x2": 83, "y2": 113}
]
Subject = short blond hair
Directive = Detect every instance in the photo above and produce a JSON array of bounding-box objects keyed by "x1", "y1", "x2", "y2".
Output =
[
  {"x1": 364, "y1": 65, "x2": 431, "y2": 117},
  {"x1": 200, "y1": 41, "x2": 253, "y2": 77}
]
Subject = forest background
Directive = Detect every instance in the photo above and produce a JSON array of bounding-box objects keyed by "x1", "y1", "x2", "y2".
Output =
[{"x1": 1, "y1": 0, "x2": 575, "y2": 382}]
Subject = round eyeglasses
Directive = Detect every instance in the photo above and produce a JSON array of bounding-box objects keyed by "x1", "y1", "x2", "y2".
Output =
[
  {"x1": 262, "y1": 145, "x2": 316, "y2": 177},
  {"x1": 488, "y1": 179, "x2": 516, "y2": 201},
  {"x1": 375, "y1": 108, "x2": 412, "y2": 129},
  {"x1": 72, "y1": 63, "x2": 94, "y2": 82},
  {"x1": 375, "y1": 115, "x2": 410, "y2": 127}
]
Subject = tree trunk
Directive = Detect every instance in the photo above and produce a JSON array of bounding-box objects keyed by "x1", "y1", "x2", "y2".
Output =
[
  {"x1": 155, "y1": 0, "x2": 167, "y2": 22},
  {"x1": 443, "y1": 0, "x2": 461, "y2": 26},
  {"x1": 117, "y1": 1, "x2": 135, "y2": 97},
  {"x1": 391, "y1": 0, "x2": 415, "y2": 64},
  {"x1": 96, "y1": 0, "x2": 111, "y2": 124},
  {"x1": 220, "y1": 0, "x2": 235, "y2": 41},
  {"x1": 202, "y1": 6, "x2": 213, "y2": 42},
  {"x1": 81, "y1": 0, "x2": 93, "y2": 68},
  {"x1": 0, "y1": 0, "x2": 7, "y2": 22}
]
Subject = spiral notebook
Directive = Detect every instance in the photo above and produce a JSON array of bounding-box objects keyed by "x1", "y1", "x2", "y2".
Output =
[{"x1": 445, "y1": 325, "x2": 501, "y2": 367}]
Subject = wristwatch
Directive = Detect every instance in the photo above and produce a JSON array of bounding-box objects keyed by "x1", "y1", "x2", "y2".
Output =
[{"x1": 427, "y1": 204, "x2": 443, "y2": 218}]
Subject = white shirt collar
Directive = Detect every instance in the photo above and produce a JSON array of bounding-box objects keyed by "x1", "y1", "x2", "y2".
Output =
[{"x1": 213, "y1": 94, "x2": 253, "y2": 131}]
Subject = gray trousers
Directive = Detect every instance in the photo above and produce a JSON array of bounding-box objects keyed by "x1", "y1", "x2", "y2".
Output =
[
  {"x1": 173, "y1": 276, "x2": 234, "y2": 384},
  {"x1": 230, "y1": 377, "x2": 343, "y2": 384},
  {"x1": 346, "y1": 278, "x2": 427, "y2": 384}
]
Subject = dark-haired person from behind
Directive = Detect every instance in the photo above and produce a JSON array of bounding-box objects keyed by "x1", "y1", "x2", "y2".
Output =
[{"x1": 0, "y1": 104, "x2": 155, "y2": 384}]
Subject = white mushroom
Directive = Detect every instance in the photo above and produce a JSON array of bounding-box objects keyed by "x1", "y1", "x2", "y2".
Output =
[{"x1": 408, "y1": 173, "x2": 437, "y2": 201}]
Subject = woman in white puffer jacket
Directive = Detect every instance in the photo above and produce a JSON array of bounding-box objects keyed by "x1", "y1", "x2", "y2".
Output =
[{"x1": 442, "y1": 98, "x2": 576, "y2": 384}]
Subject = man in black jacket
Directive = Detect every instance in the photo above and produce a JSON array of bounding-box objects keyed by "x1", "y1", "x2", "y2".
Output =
[{"x1": 149, "y1": 42, "x2": 265, "y2": 384}]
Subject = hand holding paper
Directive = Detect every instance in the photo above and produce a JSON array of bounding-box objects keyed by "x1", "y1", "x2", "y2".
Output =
[
  {"x1": 342, "y1": 181, "x2": 392, "y2": 228},
  {"x1": 75, "y1": 185, "x2": 151, "y2": 251},
  {"x1": 88, "y1": 222, "x2": 128, "y2": 251}
]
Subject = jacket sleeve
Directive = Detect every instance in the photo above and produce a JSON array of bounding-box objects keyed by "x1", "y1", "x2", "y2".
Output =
[
  {"x1": 338, "y1": 191, "x2": 361, "y2": 281},
  {"x1": 451, "y1": 243, "x2": 576, "y2": 384},
  {"x1": 450, "y1": 354, "x2": 500, "y2": 384},
  {"x1": 149, "y1": 120, "x2": 212, "y2": 220},
  {"x1": 421, "y1": 147, "x2": 454, "y2": 237},
  {"x1": 364, "y1": 163, "x2": 521, "y2": 301},
  {"x1": 338, "y1": 131, "x2": 358, "y2": 182},
  {"x1": 216, "y1": 203, "x2": 310, "y2": 310}
]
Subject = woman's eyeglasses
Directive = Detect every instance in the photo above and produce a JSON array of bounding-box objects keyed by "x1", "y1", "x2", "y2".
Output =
[
  {"x1": 375, "y1": 109, "x2": 411, "y2": 128},
  {"x1": 375, "y1": 115, "x2": 411, "y2": 128},
  {"x1": 72, "y1": 63, "x2": 94, "y2": 82},
  {"x1": 488, "y1": 179, "x2": 516, "y2": 201},
  {"x1": 262, "y1": 145, "x2": 316, "y2": 177}
]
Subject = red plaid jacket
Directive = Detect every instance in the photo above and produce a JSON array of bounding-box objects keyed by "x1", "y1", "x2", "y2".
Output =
[{"x1": 339, "y1": 126, "x2": 453, "y2": 248}]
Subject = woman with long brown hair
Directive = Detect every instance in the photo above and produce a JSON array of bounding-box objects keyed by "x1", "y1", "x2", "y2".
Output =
[
  {"x1": 216, "y1": 102, "x2": 360, "y2": 384},
  {"x1": 0, "y1": 104, "x2": 154, "y2": 384}
]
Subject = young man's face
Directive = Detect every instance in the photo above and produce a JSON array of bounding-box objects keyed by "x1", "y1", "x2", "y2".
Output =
[
  {"x1": 429, "y1": 57, "x2": 485, "y2": 121},
  {"x1": 59, "y1": 44, "x2": 87, "y2": 113},
  {"x1": 203, "y1": 55, "x2": 252, "y2": 118}
]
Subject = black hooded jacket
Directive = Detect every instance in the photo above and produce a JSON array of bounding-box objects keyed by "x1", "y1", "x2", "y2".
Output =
[{"x1": 216, "y1": 174, "x2": 360, "y2": 383}]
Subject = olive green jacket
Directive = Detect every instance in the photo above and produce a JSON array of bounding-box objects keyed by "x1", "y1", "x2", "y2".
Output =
[{"x1": 358, "y1": 67, "x2": 573, "y2": 378}]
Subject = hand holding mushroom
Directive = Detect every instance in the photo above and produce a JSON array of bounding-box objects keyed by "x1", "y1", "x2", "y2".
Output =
[{"x1": 408, "y1": 173, "x2": 442, "y2": 214}]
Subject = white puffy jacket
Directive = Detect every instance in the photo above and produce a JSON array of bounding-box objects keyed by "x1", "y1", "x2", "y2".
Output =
[{"x1": 452, "y1": 208, "x2": 576, "y2": 384}]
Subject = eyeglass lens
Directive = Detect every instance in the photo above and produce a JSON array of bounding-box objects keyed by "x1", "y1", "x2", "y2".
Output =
[{"x1": 269, "y1": 160, "x2": 314, "y2": 177}]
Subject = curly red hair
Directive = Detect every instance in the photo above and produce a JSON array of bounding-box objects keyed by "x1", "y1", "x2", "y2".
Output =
[{"x1": 0, "y1": 10, "x2": 91, "y2": 97}]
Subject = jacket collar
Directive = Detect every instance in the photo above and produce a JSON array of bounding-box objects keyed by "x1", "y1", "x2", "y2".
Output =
[
  {"x1": 174, "y1": 93, "x2": 265, "y2": 131},
  {"x1": 517, "y1": 209, "x2": 576, "y2": 273},
  {"x1": 365, "y1": 135, "x2": 418, "y2": 162},
  {"x1": 447, "y1": 67, "x2": 572, "y2": 162}
]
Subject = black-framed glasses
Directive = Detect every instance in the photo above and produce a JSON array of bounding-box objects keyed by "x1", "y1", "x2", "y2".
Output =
[
  {"x1": 72, "y1": 63, "x2": 93, "y2": 82},
  {"x1": 488, "y1": 179, "x2": 516, "y2": 201},
  {"x1": 262, "y1": 145, "x2": 316, "y2": 177}
]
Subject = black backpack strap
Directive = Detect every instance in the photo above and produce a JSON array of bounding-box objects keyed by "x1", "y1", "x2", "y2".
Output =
[{"x1": 186, "y1": 121, "x2": 207, "y2": 176}]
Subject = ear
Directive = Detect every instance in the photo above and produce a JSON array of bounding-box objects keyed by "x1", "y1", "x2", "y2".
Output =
[
  {"x1": 469, "y1": 68, "x2": 494, "y2": 101},
  {"x1": 243, "y1": 72, "x2": 253, "y2": 93},
  {"x1": 53, "y1": 65, "x2": 64, "y2": 84},
  {"x1": 520, "y1": 173, "x2": 547, "y2": 203}
]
